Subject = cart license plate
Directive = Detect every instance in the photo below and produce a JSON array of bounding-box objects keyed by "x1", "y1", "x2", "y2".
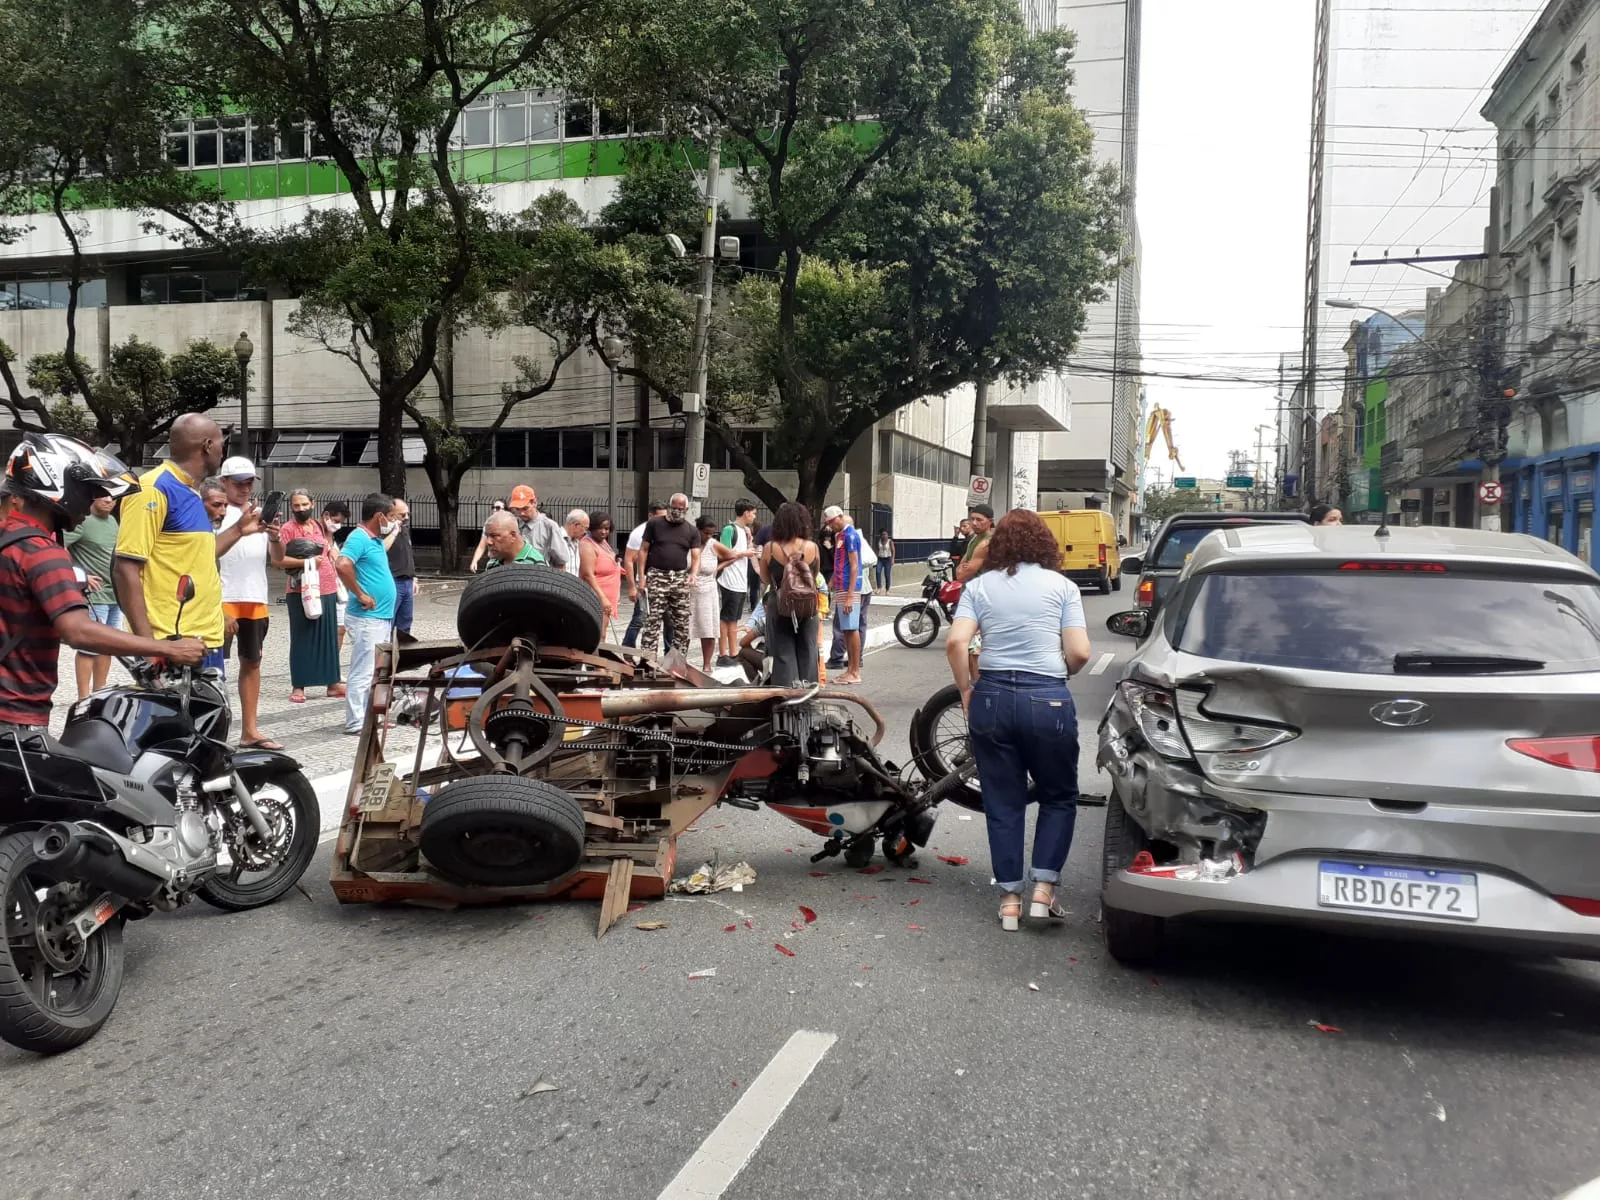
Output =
[
  {"x1": 358, "y1": 762, "x2": 397, "y2": 813},
  {"x1": 1318, "y1": 861, "x2": 1478, "y2": 921}
]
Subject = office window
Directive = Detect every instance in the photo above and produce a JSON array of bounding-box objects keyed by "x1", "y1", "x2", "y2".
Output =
[
  {"x1": 264, "y1": 433, "x2": 339, "y2": 466},
  {"x1": 0, "y1": 276, "x2": 105, "y2": 310},
  {"x1": 279, "y1": 122, "x2": 308, "y2": 160},
  {"x1": 336, "y1": 432, "x2": 369, "y2": 466},
  {"x1": 527, "y1": 430, "x2": 560, "y2": 469},
  {"x1": 221, "y1": 117, "x2": 247, "y2": 165},
  {"x1": 494, "y1": 93, "x2": 526, "y2": 144},
  {"x1": 461, "y1": 96, "x2": 493, "y2": 147},
  {"x1": 250, "y1": 121, "x2": 277, "y2": 162},
  {"x1": 166, "y1": 122, "x2": 191, "y2": 168},
  {"x1": 493, "y1": 430, "x2": 527, "y2": 469},
  {"x1": 596, "y1": 429, "x2": 632, "y2": 471},
  {"x1": 563, "y1": 429, "x2": 595, "y2": 468},
  {"x1": 357, "y1": 436, "x2": 426, "y2": 465},
  {"x1": 529, "y1": 92, "x2": 562, "y2": 141},
  {"x1": 192, "y1": 119, "x2": 219, "y2": 167},
  {"x1": 656, "y1": 430, "x2": 685, "y2": 471},
  {"x1": 564, "y1": 101, "x2": 593, "y2": 140}
]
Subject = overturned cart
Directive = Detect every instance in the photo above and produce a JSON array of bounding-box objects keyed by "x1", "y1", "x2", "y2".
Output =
[{"x1": 331, "y1": 567, "x2": 950, "y2": 922}]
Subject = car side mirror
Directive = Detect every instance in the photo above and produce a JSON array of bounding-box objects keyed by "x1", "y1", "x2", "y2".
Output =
[
  {"x1": 1121, "y1": 554, "x2": 1143, "y2": 575},
  {"x1": 1106, "y1": 610, "x2": 1151, "y2": 639}
]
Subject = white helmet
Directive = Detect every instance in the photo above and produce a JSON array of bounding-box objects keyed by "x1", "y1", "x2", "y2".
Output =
[{"x1": 4, "y1": 432, "x2": 136, "y2": 527}]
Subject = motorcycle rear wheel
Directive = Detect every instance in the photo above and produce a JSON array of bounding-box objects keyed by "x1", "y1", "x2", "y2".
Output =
[
  {"x1": 893, "y1": 603, "x2": 941, "y2": 649},
  {"x1": 0, "y1": 830, "x2": 125, "y2": 1054},
  {"x1": 198, "y1": 770, "x2": 320, "y2": 912}
]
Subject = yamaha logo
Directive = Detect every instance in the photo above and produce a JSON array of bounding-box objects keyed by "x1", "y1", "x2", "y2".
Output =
[{"x1": 1370, "y1": 699, "x2": 1432, "y2": 728}]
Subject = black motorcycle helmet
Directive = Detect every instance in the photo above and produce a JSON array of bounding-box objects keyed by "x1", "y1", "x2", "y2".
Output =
[{"x1": 2, "y1": 432, "x2": 136, "y2": 529}]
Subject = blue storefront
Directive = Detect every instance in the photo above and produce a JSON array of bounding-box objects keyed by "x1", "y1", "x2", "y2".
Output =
[{"x1": 1502, "y1": 447, "x2": 1597, "y2": 566}]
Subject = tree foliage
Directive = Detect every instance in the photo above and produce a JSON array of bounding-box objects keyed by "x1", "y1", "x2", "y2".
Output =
[
  {"x1": 26, "y1": 338, "x2": 239, "y2": 462},
  {"x1": 1140, "y1": 485, "x2": 1219, "y2": 523}
]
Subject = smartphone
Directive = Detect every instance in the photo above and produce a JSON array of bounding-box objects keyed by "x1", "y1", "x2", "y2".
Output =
[{"x1": 258, "y1": 490, "x2": 286, "y2": 525}]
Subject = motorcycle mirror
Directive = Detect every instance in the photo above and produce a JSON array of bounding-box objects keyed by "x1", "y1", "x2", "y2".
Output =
[
  {"x1": 176, "y1": 575, "x2": 196, "y2": 605},
  {"x1": 1106, "y1": 610, "x2": 1151, "y2": 640}
]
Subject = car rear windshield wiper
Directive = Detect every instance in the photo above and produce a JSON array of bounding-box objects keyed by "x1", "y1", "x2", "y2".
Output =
[{"x1": 1392, "y1": 651, "x2": 1546, "y2": 674}]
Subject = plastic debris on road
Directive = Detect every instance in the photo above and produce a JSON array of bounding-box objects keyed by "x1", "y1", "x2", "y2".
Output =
[
  {"x1": 908, "y1": 877, "x2": 933, "y2": 885},
  {"x1": 519, "y1": 1078, "x2": 559, "y2": 1098},
  {"x1": 937, "y1": 855, "x2": 970, "y2": 866},
  {"x1": 635, "y1": 921, "x2": 668, "y2": 931},
  {"x1": 1310, "y1": 1021, "x2": 1343, "y2": 1034},
  {"x1": 671, "y1": 861, "x2": 758, "y2": 894},
  {"x1": 798, "y1": 905, "x2": 817, "y2": 924},
  {"x1": 775, "y1": 943, "x2": 796, "y2": 957},
  {"x1": 723, "y1": 924, "x2": 737, "y2": 932},
  {"x1": 687, "y1": 968, "x2": 718, "y2": 980},
  {"x1": 1129, "y1": 850, "x2": 1246, "y2": 882},
  {"x1": 1027, "y1": 983, "x2": 1040, "y2": 992}
]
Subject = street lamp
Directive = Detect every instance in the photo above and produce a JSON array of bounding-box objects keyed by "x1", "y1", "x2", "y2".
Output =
[
  {"x1": 1324, "y1": 297, "x2": 1424, "y2": 339},
  {"x1": 602, "y1": 335, "x2": 626, "y2": 528},
  {"x1": 232, "y1": 331, "x2": 254, "y2": 463}
]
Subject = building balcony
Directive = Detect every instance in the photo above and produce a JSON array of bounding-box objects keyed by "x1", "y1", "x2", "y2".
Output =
[{"x1": 987, "y1": 373, "x2": 1069, "y2": 433}]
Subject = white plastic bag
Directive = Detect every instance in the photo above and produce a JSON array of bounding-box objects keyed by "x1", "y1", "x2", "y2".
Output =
[{"x1": 301, "y1": 584, "x2": 323, "y2": 621}]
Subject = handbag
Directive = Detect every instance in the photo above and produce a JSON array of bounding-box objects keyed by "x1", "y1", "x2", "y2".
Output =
[{"x1": 301, "y1": 583, "x2": 324, "y2": 621}]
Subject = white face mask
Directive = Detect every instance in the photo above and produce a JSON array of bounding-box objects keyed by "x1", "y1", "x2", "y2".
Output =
[{"x1": 378, "y1": 520, "x2": 395, "y2": 537}]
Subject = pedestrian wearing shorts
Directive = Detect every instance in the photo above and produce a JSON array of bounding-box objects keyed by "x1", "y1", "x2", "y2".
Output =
[
  {"x1": 65, "y1": 492, "x2": 121, "y2": 699},
  {"x1": 218, "y1": 458, "x2": 280, "y2": 749},
  {"x1": 822, "y1": 505, "x2": 863, "y2": 685},
  {"x1": 717, "y1": 499, "x2": 758, "y2": 663}
]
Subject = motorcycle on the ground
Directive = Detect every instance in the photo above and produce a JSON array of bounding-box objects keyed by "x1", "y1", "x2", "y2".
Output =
[
  {"x1": 0, "y1": 576, "x2": 318, "y2": 1054},
  {"x1": 893, "y1": 551, "x2": 962, "y2": 649}
]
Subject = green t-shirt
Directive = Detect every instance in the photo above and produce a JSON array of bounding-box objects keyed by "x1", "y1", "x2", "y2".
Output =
[
  {"x1": 962, "y1": 530, "x2": 991, "y2": 565},
  {"x1": 65, "y1": 513, "x2": 118, "y2": 603},
  {"x1": 486, "y1": 543, "x2": 545, "y2": 570}
]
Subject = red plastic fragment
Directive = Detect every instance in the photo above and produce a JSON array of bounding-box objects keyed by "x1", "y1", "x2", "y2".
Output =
[
  {"x1": 907, "y1": 923, "x2": 925, "y2": 930},
  {"x1": 775, "y1": 943, "x2": 796, "y2": 957},
  {"x1": 1312, "y1": 1022, "x2": 1343, "y2": 1034},
  {"x1": 723, "y1": 925, "x2": 737, "y2": 932},
  {"x1": 799, "y1": 905, "x2": 817, "y2": 924},
  {"x1": 808, "y1": 871, "x2": 829, "y2": 878},
  {"x1": 1131, "y1": 850, "x2": 1157, "y2": 871},
  {"x1": 853, "y1": 895, "x2": 878, "y2": 900},
  {"x1": 937, "y1": 855, "x2": 970, "y2": 866},
  {"x1": 744, "y1": 919, "x2": 753, "y2": 929},
  {"x1": 909, "y1": 898, "x2": 920, "y2": 905},
  {"x1": 908, "y1": 877, "x2": 933, "y2": 885}
]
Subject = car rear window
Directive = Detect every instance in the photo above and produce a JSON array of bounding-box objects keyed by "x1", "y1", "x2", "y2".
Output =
[
  {"x1": 1174, "y1": 571, "x2": 1600, "y2": 674},
  {"x1": 1151, "y1": 525, "x2": 1219, "y2": 569}
]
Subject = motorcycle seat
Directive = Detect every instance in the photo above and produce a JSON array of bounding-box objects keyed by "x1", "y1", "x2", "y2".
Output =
[{"x1": 56, "y1": 717, "x2": 136, "y2": 774}]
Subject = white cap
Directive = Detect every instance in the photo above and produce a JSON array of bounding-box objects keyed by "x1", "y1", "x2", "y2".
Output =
[
  {"x1": 821, "y1": 505, "x2": 845, "y2": 521},
  {"x1": 220, "y1": 456, "x2": 257, "y2": 480}
]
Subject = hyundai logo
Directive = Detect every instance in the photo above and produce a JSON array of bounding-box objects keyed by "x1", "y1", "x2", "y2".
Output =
[{"x1": 1370, "y1": 699, "x2": 1432, "y2": 728}]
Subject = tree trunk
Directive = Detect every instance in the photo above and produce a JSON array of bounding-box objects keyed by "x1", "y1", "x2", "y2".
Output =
[
  {"x1": 437, "y1": 491, "x2": 461, "y2": 573},
  {"x1": 376, "y1": 380, "x2": 407, "y2": 498}
]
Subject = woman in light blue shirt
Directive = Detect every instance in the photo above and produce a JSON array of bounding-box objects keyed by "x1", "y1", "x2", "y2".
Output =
[{"x1": 946, "y1": 509, "x2": 1091, "y2": 932}]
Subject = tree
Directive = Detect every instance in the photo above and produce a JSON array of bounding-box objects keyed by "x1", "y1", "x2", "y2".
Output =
[
  {"x1": 172, "y1": 0, "x2": 604, "y2": 499},
  {"x1": 1140, "y1": 485, "x2": 1218, "y2": 524},
  {"x1": 27, "y1": 337, "x2": 240, "y2": 462},
  {"x1": 0, "y1": 0, "x2": 214, "y2": 435},
  {"x1": 584, "y1": 0, "x2": 1031, "y2": 509},
  {"x1": 589, "y1": 10, "x2": 1122, "y2": 513}
]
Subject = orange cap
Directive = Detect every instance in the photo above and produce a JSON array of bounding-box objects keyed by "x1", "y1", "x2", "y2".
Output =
[{"x1": 509, "y1": 484, "x2": 536, "y2": 506}]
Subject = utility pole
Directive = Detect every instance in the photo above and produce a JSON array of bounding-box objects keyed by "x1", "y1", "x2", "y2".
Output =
[
  {"x1": 970, "y1": 379, "x2": 990, "y2": 478},
  {"x1": 682, "y1": 132, "x2": 722, "y2": 506},
  {"x1": 1477, "y1": 186, "x2": 1511, "y2": 532},
  {"x1": 1299, "y1": 0, "x2": 1333, "y2": 508},
  {"x1": 1253, "y1": 424, "x2": 1272, "y2": 512}
]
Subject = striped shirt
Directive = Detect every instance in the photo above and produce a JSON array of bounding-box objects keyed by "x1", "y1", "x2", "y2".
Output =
[{"x1": 0, "y1": 512, "x2": 89, "y2": 725}]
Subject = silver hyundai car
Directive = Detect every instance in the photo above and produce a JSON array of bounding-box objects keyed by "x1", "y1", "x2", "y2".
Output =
[{"x1": 1097, "y1": 522, "x2": 1600, "y2": 964}]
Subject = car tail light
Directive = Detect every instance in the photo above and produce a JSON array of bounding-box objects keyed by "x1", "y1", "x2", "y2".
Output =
[
  {"x1": 1136, "y1": 578, "x2": 1154, "y2": 607},
  {"x1": 1507, "y1": 736, "x2": 1600, "y2": 772},
  {"x1": 1338, "y1": 561, "x2": 1448, "y2": 573},
  {"x1": 1117, "y1": 682, "x2": 1190, "y2": 760},
  {"x1": 1174, "y1": 689, "x2": 1299, "y2": 754},
  {"x1": 1098, "y1": 543, "x2": 1107, "y2": 565},
  {"x1": 1556, "y1": 895, "x2": 1600, "y2": 917}
]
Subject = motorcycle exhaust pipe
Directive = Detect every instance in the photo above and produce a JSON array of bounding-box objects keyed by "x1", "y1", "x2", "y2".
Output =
[{"x1": 33, "y1": 822, "x2": 168, "y2": 902}]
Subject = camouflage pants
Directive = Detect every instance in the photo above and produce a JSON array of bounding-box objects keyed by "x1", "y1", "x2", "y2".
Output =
[{"x1": 642, "y1": 569, "x2": 691, "y2": 655}]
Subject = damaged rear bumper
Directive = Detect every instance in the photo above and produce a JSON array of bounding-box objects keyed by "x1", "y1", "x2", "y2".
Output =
[{"x1": 1105, "y1": 857, "x2": 1600, "y2": 960}]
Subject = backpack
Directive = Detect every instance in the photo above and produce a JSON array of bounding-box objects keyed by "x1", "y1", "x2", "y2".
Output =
[{"x1": 774, "y1": 548, "x2": 818, "y2": 623}]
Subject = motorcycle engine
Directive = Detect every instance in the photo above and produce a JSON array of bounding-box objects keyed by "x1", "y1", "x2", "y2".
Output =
[
  {"x1": 172, "y1": 768, "x2": 221, "y2": 862},
  {"x1": 773, "y1": 701, "x2": 858, "y2": 786}
]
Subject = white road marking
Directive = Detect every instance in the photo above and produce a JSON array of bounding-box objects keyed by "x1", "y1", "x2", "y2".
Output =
[
  {"x1": 1088, "y1": 652, "x2": 1115, "y2": 676},
  {"x1": 656, "y1": 1029, "x2": 837, "y2": 1200},
  {"x1": 1561, "y1": 1176, "x2": 1600, "y2": 1200}
]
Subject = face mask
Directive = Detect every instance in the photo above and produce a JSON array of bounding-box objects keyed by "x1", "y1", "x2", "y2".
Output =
[
  {"x1": 378, "y1": 520, "x2": 396, "y2": 537},
  {"x1": 667, "y1": 508, "x2": 686, "y2": 522},
  {"x1": 325, "y1": 519, "x2": 343, "y2": 532},
  {"x1": 292, "y1": 508, "x2": 312, "y2": 522}
]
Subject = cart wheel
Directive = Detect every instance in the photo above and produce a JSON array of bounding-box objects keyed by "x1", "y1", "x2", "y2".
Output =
[
  {"x1": 843, "y1": 838, "x2": 874, "y2": 869},
  {"x1": 882, "y1": 831, "x2": 917, "y2": 868},
  {"x1": 418, "y1": 775, "x2": 587, "y2": 887},
  {"x1": 456, "y1": 564, "x2": 605, "y2": 653}
]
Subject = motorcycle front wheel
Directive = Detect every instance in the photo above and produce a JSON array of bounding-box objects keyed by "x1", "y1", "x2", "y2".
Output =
[
  {"x1": 893, "y1": 603, "x2": 942, "y2": 649},
  {"x1": 198, "y1": 770, "x2": 320, "y2": 912},
  {"x1": 0, "y1": 830, "x2": 126, "y2": 1054},
  {"x1": 909, "y1": 684, "x2": 985, "y2": 814}
]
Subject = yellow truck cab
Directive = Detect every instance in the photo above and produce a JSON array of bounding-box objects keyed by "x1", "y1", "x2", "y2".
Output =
[{"x1": 1039, "y1": 509, "x2": 1121, "y2": 594}]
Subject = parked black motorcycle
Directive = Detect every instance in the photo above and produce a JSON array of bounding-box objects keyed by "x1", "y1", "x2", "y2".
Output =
[
  {"x1": 0, "y1": 577, "x2": 318, "y2": 1054},
  {"x1": 893, "y1": 551, "x2": 962, "y2": 649}
]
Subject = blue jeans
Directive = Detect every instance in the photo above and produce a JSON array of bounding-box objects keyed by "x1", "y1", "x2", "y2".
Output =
[
  {"x1": 874, "y1": 560, "x2": 893, "y2": 590},
  {"x1": 967, "y1": 670, "x2": 1079, "y2": 893},
  {"x1": 392, "y1": 577, "x2": 414, "y2": 635},
  {"x1": 88, "y1": 602, "x2": 122, "y2": 630},
  {"x1": 344, "y1": 613, "x2": 392, "y2": 732}
]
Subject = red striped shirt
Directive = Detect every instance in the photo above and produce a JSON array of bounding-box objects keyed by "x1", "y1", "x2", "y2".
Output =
[{"x1": 0, "y1": 512, "x2": 88, "y2": 725}]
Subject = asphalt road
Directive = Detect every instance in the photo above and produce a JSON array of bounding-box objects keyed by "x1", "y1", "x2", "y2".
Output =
[{"x1": 4, "y1": 588, "x2": 1600, "y2": 1200}]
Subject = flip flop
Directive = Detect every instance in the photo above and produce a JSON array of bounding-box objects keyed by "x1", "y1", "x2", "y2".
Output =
[
  {"x1": 289, "y1": 692, "x2": 306, "y2": 704},
  {"x1": 239, "y1": 737, "x2": 285, "y2": 751}
]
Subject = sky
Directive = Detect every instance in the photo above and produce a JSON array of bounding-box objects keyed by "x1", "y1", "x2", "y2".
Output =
[{"x1": 1133, "y1": 0, "x2": 1541, "y2": 483}]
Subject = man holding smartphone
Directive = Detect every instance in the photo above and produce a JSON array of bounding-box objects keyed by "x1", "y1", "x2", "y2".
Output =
[{"x1": 217, "y1": 457, "x2": 281, "y2": 749}]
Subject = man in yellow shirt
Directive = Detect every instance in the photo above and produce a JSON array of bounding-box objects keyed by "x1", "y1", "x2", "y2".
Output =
[{"x1": 114, "y1": 414, "x2": 258, "y2": 671}]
